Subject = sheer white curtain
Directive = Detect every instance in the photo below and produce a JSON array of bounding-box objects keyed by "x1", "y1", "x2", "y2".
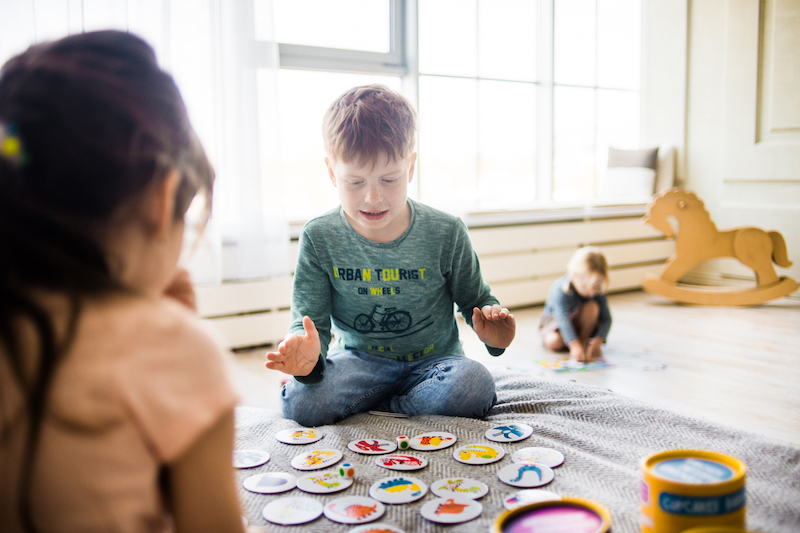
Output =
[{"x1": 0, "y1": 0, "x2": 289, "y2": 284}]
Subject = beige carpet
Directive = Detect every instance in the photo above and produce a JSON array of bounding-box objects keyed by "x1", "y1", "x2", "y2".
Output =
[{"x1": 234, "y1": 366, "x2": 800, "y2": 533}]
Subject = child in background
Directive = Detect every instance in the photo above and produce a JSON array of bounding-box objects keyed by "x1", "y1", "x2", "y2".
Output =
[
  {"x1": 266, "y1": 84, "x2": 516, "y2": 427},
  {"x1": 540, "y1": 247, "x2": 612, "y2": 363},
  {"x1": 0, "y1": 31, "x2": 247, "y2": 532}
]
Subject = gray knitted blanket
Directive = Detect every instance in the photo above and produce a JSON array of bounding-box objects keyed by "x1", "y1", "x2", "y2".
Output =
[{"x1": 235, "y1": 366, "x2": 800, "y2": 532}]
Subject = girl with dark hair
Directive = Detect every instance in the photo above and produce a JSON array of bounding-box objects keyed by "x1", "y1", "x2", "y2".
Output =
[{"x1": 0, "y1": 31, "x2": 247, "y2": 532}]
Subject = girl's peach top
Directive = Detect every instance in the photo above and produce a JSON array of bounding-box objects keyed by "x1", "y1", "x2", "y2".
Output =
[{"x1": 1, "y1": 295, "x2": 239, "y2": 532}]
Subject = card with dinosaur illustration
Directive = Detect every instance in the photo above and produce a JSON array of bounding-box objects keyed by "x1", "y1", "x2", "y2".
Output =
[
  {"x1": 452, "y1": 443, "x2": 506, "y2": 465},
  {"x1": 430, "y1": 477, "x2": 489, "y2": 500},
  {"x1": 409, "y1": 432, "x2": 457, "y2": 451}
]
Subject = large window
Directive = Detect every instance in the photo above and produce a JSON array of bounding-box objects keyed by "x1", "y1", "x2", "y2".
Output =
[
  {"x1": 264, "y1": 0, "x2": 643, "y2": 219},
  {"x1": 1, "y1": 0, "x2": 644, "y2": 222},
  {"x1": 552, "y1": 0, "x2": 642, "y2": 203},
  {"x1": 418, "y1": 0, "x2": 539, "y2": 212}
]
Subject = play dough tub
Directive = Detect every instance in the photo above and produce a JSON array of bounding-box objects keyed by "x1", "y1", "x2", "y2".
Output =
[
  {"x1": 683, "y1": 526, "x2": 754, "y2": 533},
  {"x1": 492, "y1": 497, "x2": 611, "y2": 533},
  {"x1": 640, "y1": 450, "x2": 746, "y2": 533}
]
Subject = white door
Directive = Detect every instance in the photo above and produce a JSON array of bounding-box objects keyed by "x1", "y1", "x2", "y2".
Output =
[{"x1": 688, "y1": 0, "x2": 800, "y2": 284}]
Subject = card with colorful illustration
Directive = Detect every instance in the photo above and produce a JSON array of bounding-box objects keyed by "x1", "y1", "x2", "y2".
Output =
[
  {"x1": 498, "y1": 463, "x2": 555, "y2": 488},
  {"x1": 296, "y1": 470, "x2": 353, "y2": 494},
  {"x1": 232, "y1": 449, "x2": 270, "y2": 468},
  {"x1": 409, "y1": 432, "x2": 457, "y2": 451},
  {"x1": 347, "y1": 438, "x2": 398, "y2": 455},
  {"x1": 485, "y1": 423, "x2": 534, "y2": 443},
  {"x1": 430, "y1": 478, "x2": 488, "y2": 500},
  {"x1": 291, "y1": 448, "x2": 343, "y2": 471},
  {"x1": 511, "y1": 447, "x2": 565, "y2": 468},
  {"x1": 374, "y1": 454, "x2": 429, "y2": 471},
  {"x1": 452, "y1": 443, "x2": 506, "y2": 465},
  {"x1": 261, "y1": 496, "x2": 323, "y2": 525},
  {"x1": 324, "y1": 496, "x2": 386, "y2": 524},
  {"x1": 242, "y1": 472, "x2": 297, "y2": 494},
  {"x1": 368, "y1": 476, "x2": 428, "y2": 504},
  {"x1": 419, "y1": 497, "x2": 483, "y2": 524},
  {"x1": 275, "y1": 427, "x2": 323, "y2": 444}
]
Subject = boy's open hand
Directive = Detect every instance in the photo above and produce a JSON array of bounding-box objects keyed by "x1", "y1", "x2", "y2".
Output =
[
  {"x1": 472, "y1": 305, "x2": 516, "y2": 349},
  {"x1": 265, "y1": 316, "x2": 321, "y2": 377}
]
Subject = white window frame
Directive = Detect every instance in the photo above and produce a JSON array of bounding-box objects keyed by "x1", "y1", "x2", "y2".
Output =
[{"x1": 277, "y1": 0, "x2": 406, "y2": 76}]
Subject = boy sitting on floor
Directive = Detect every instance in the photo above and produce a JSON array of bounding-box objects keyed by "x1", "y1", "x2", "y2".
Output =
[{"x1": 266, "y1": 84, "x2": 516, "y2": 426}]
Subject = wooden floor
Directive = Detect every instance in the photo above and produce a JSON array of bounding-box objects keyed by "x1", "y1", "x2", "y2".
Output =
[{"x1": 229, "y1": 289, "x2": 800, "y2": 447}]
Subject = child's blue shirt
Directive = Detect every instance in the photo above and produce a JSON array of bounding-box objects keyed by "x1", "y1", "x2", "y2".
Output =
[
  {"x1": 290, "y1": 198, "x2": 502, "y2": 384},
  {"x1": 542, "y1": 274, "x2": 612, "y2": 345}
]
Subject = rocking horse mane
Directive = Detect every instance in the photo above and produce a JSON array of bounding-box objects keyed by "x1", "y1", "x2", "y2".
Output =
[{"x1": 647, "y1": 188, "x2": 713, "y2": 224}]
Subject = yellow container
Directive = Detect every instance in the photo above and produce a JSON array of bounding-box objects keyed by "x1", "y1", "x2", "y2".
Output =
[
  {"x1": 640, "y1": 450, "x2": 746, "y2": 533},
  {"x1": 683, "y1": 526, "x2": 754, "y2": 533},
  {"x1": 492, "y1": 497, "x2": 611, "y2": 533}
]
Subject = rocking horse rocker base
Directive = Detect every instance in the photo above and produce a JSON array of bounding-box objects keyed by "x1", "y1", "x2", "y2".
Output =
[
  {"x1": 642, "y1": 188, "x2": 798, "y2": 306},
  {"x1": 643, "y1": 275, "x2": 798, "y2": 307}
]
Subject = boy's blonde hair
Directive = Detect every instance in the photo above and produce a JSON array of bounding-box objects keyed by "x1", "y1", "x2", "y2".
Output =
[
  {"x1": 323, "y1": 84, "x2": 417, "y2": 167},
  {"x1": 567, "y1": 246, "x2": 609, "y2": 282}
]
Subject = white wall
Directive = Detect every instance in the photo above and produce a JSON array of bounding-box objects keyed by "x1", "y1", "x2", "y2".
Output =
[
  {"x1": 684, "y1": 0, "x2": 800, "y2": 284},
  {"x1": 641, "y1": 0, "x2": 688, "y2": 183}
]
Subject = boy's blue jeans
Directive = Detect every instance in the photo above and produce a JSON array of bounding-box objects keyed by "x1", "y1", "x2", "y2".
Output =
[{"x1": 280, "y1": 350, "x2": 497, "y2": 427}]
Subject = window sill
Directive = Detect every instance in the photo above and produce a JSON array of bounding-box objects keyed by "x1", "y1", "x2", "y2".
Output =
[
  {"x1": 459, "y1": 201, "x2": 649, "y2": 229},
  {"x1": 289, "y1": 199, "x2": 650, "y2": 237}
]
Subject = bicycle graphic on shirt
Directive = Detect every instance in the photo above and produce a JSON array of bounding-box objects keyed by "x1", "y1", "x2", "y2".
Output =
[{"x1": 353, "y1": 305, "x2": 412, "y2": 333}]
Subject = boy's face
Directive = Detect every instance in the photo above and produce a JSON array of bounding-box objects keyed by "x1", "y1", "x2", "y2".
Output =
[{"x1": 326, "y1": 151, "x2": 416, "y2": 243}]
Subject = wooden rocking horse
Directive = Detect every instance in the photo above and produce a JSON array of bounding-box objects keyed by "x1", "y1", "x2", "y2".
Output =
[{"x1": 642, "y1": 188, "x2": 798, "y2": 305}]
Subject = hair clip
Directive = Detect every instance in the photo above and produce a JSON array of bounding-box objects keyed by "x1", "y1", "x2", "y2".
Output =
[{"x1": 0, "y1": 122, "x2": 28, "y2": 167}]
